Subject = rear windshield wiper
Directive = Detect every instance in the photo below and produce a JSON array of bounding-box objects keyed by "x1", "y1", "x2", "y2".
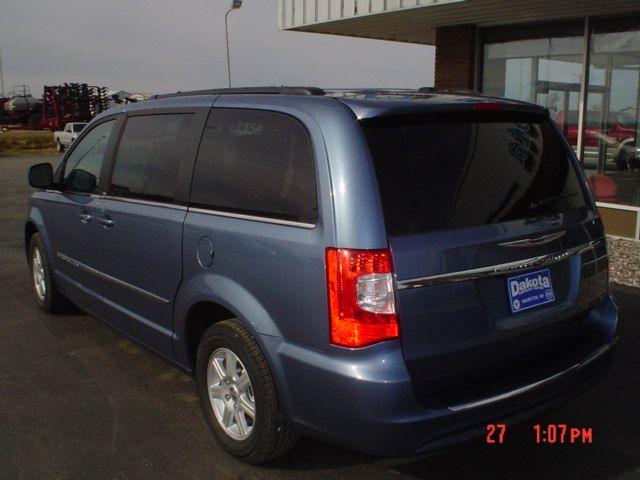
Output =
[{"x1": 529, "y1": 192, "x2": 579, "y2": 211}]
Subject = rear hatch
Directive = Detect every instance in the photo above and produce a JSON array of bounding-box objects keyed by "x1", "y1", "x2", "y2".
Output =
[{"x1": 361, "y1": 108, "x2": 609, "y2": 406}]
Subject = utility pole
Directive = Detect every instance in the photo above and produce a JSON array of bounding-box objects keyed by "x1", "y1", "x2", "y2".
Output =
[{"x1": 0, "y1": 42, "x2": 5, "y2": 96}]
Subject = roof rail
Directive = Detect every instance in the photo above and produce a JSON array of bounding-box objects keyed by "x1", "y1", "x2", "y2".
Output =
[
  {"x1": 418, "y1": 87, "x2": 482, "y2": 95},
  {"x1": 153, "y1": 86, "x2": 325, "y2": 99},
  {"x1": 418, "y1": 86, "x2": 513, "y2": 100}
]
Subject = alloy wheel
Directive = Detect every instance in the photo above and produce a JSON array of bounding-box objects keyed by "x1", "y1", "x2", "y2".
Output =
[
  {"x1": 207, "y1": 347, "x2": 256, "y2": 441},
  {"x1": 32, "y1": 247, "x2": 46, "y2": 301}
]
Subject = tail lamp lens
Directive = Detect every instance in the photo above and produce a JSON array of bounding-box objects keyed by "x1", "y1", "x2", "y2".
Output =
[{"x1": 325, "y1": 248, "x2": 399, "y2": 347}]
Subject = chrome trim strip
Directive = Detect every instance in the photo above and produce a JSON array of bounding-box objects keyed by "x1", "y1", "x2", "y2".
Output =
[
  {"x1": 498, "y1": 231, "x2": 566, "y2": 248},
  {"x1": 92, "y1": 194, "x2": 188, "y2": 211},
  {"x1": 89, "y1": 195, "x2": 314, "y2": 227},
  {"x1": 56, "y1": 253, "x2": 170, "y2": 304},
  {"x1": 448, "y1": 344, "x2": 611, "y2": 413},
  {"x1": 97, "y1": 270, "x2": 170, "y2": 304},
  {"x1": 189, "y1": 207, "x2": 316, "y2": 229},
  {"x1": 396, "y1": 239, "x2": 603, "y2": 290}
]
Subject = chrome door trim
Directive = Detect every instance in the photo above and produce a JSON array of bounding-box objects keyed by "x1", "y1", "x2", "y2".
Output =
[
  {"x1": 56, "y1": 253, "x2": 169, "y2": 304},
  {"x1": 396, "y1": 239, "x2": 603, "y2": 290},
  {"x1": 448, "y1": 343, "x2": 612, "y2": 413},
  {"x1": 92, "y1": 194, "x2": 188, "y2": 211},
  {"x1": 498, "y1": 231, "x2": 566, "y2": 247},
  {"x1": 189, "y1": 207, "x2": 316, "y2": 229},
  {"x1": 91, "y1": 197, "x2": 316, "y2": 227}
]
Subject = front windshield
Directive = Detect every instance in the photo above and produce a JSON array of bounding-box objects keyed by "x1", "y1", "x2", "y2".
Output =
[
  {"x1": 616, "y1": 112, "x2": 636, "y2": 128},
  {"x1": 73, "y1": 124, "x2": 87, "y2": 133}
]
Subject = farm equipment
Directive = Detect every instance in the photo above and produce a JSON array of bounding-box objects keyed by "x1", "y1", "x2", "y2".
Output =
[
  {"x1": 2, "y1": 83, "x2": 109, "y2": 129},
  {"x1": 40, "y1": 83, "x2": 109, "y2": 131},
  {"x1": 1, "y1": 85, "x2": 42, "y2": 127},
  {"x1": 0, "y1": 96, "x2": 10, "y2": 124}
]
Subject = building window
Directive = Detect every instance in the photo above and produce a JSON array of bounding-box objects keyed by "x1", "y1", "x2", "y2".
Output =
[
  {"x1": 584, "y1": 17, "x2": 640, "y2": 207},
  {"x1": 482, "y1": 22, "x2": 585, "y2": 157},
  {"x1": 482, "y1": 18, "x2": 640, "y2": 212}
]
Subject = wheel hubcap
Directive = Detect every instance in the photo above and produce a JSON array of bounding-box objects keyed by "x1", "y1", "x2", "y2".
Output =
[
  {"x1": 207, "y1": 347, "x2": 255, "y2": 441},
  {"x1": 32, "y1": 248, "x2": 46, "y2": 301}
]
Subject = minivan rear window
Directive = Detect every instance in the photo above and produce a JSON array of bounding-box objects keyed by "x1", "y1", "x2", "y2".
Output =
[{"x1": 362, "y1": 114, "x2": 587, "y2": 236}]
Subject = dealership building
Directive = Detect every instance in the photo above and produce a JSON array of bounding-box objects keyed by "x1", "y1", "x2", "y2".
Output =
[{"x1": 279, "y1": 0, "x2": 640, "y2": 239}]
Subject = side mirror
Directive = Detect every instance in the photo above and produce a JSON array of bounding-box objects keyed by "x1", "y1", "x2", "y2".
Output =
[{"x1": 28, "y1": 163, "x2": 54, "y2": 189}]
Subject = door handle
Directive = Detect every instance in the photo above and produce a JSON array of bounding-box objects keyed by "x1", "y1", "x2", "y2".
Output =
[
  {"x1": 97, "y1": 216, "x2": 115, "y2": 227},
  {"x1": 78, "y1": 213, "x2": 93, "y2": 223}
]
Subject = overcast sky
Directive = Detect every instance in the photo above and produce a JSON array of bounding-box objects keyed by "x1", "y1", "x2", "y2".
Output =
[{"x1": 0, "y1": 0, "x2": 434, "y2": 96}]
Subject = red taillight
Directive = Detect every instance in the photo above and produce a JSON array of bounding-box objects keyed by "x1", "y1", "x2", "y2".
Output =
[
  {"x1": 325, "y1": 248, "x2": 399, "y2": 348},
  {"x1": 473, "y1": 102, "x2": 503, "y2": 111}
]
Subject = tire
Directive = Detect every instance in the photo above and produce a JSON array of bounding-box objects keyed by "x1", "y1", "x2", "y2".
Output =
[
  {"x1": 196, "y1": 319, "x2": 298, "y2": 463},
  {"x1": 616, "y1": 142, "x2": 639, "y2": 171},
  {"x1": 56, "y1": 140, "x2": 64, "y2": 153},
  {"x1": 614, "y1": 151, "x2": 627, "y2": 171},
  {"x1": 28, "y1": 233, "x2": 69, "y2": 313}
]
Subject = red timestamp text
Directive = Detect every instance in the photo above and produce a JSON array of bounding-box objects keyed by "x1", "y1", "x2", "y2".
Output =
[
  {"x1": 486, "y1": 424, "x2": 507, "y2": 444},
  {"x1": 485, "y1": 424, "x2": 594, "y2": 445},
  {"x1": 533, "y1": 424, "x2": 593, "y2": 444}
]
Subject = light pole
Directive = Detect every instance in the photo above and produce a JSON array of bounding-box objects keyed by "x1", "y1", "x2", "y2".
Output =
[
  {"x1": 0, "y1": 43, "x2": 5, "y2": 97},
  {"x1": 225, "y1": 0, "x2": 243, "y2": 88}
]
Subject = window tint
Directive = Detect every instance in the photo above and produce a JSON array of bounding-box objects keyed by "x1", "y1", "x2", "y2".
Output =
[
  {"x1": 191, "y1": 109, "x2": 317, "y2": 224},
  {"x1": 362, "y1": 115, "x2": 587, "y2": 236},
  {"x1": 63, "y1": 119, "x2": 115, "y2": 193},
  {"x1": 110, "y1": 114, "x2": 194, "y2": 203}
]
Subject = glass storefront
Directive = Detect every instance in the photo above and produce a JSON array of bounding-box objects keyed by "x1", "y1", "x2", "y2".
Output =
[
  {"x1": 584, "y1": 19, "x2": 640, "y2": 206},
  {"x1": 483, "y1": 27, "x2": 584, "y2": 155},
  {"x1": 482, "y1": 17, "x2": 640, "y2": 223}
]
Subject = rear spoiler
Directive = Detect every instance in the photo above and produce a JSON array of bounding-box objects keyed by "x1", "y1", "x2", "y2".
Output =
[{"x1": 358, "y1": 107, "x2": 550, "y2": 127}]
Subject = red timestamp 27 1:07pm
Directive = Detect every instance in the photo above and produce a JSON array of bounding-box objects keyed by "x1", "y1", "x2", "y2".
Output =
[{"x1": 486, "y1": 424, "x2": 594, "y2": 444}]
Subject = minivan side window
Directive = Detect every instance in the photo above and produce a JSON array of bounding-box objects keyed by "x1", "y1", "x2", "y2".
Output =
[
  {"x1": 190, "y1": 109, "x2": 317, "y2": 224},
  {"x1": 109, "y1": 114, "x2": 194, "y2": 203},
  {"x1": 62, "y1": 119, "x2": 116, "y2": 194}
]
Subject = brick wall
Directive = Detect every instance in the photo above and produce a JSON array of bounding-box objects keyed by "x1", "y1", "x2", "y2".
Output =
[{"x1": 435, "y1": 24, "x2": 477, "y2": 90}]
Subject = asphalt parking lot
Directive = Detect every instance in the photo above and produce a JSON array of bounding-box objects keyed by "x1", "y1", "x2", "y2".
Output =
[{"x1": 1, "y1": 154, "x2": 639, "y2": 480}]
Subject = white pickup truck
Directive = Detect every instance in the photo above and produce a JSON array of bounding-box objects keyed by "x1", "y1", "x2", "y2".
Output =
[{"x1": 53, "y1": 122, "x2": 87, "y2": 152}]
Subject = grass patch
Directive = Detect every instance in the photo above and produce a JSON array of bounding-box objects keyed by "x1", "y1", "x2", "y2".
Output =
[{"x1": 0, "y1": 130, "x2": 56, "y2": 156}]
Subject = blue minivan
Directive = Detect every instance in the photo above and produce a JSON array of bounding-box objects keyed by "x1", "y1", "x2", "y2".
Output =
[{"x1": 26, "y1": 87, "x2": 618, "y2": 463}]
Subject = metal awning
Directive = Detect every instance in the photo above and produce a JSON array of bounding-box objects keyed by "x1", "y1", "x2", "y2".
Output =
[{"x1": 280, "y1": 0, "x2": 640, "y2": 45}]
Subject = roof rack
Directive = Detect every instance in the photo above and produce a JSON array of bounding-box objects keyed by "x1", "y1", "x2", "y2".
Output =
[
  {"x1": 153, "y1": 86, "x2": 325, "y2": 100},
  {"x1": 418, "y1": 86, "x2": 486, "y2": 95},
  {"x1": 418, "y1": 87, "x2": 514, "y2": 100}
]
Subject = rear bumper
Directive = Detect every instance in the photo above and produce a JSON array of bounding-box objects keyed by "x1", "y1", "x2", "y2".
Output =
[{"x1": 260, "y1": 294, "x2": 618, "y2": 456}]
